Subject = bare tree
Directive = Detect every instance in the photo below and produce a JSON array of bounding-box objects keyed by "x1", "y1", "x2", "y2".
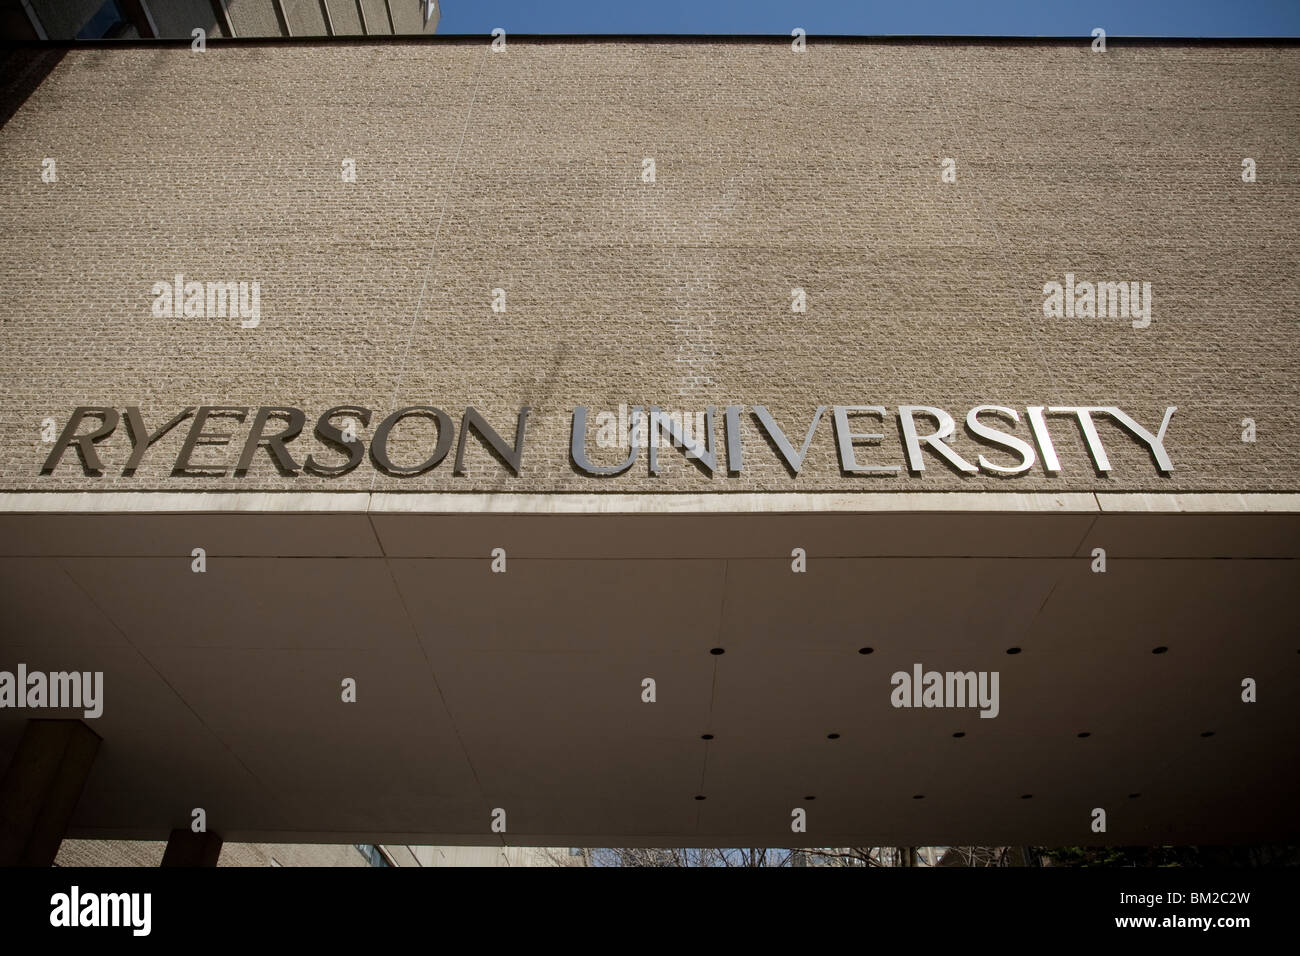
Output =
[
  {"x1": 802, "y1": 847, "x2": 925, "y2": 866},
  {"x1": 542, "y1": 847, "x2": 794, "y2": 867},
  {"x1": 937, "y1": 846, "x2": 1038, "y2": 866}
]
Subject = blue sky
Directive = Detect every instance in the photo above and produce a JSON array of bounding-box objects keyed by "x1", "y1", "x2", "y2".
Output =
[{"x1": 437, "y1": 0, "x2": 1300, "y2": 37}]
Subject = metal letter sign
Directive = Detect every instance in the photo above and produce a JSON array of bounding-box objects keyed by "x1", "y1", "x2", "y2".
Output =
[{"x1": 39, "y1": 403, "x2": 1176, "y2": 479}]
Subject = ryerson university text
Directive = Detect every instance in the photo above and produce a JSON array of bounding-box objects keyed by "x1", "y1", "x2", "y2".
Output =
[{"x1": 40, "y1": 403, "x2": 1177, "y2": 478}]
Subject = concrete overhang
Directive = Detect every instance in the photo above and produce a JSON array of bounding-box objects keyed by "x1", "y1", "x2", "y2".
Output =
[{"x1": 1, "y1": 491, "x2": 1297, "y2": 847}]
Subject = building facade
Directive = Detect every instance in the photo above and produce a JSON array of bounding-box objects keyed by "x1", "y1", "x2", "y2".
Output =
[
  {"x1": 3, "y1": 0, "x2": 440, "y2": 40},
  {"x1": 0, "y1": 36, "x2": 1297, "y2": 860}
]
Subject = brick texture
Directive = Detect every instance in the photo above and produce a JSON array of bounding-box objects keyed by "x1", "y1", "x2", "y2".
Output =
[
  {"x1": 0, "y1": 38, "x2": 1297, "y2": 494},
  {"x1": 53, "y1": 837, "x2": 372, "y2": 866}
]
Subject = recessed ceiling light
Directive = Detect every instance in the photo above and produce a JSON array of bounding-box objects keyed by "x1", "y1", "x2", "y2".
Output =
[
  {"x1": 826, "y1": 733, "x2": 840, "y2": 740},
  {"x1": 1128, "y1": 793, "x2": 1141, "y2": 799},
  {"x1": 1077, "y1": 732, "x2": 1091, "y2": 738},
  {"x1": 952, "y1": 731, "x2": 966, "y2": 738},
  {"x1": 1200, "y1": 731, "x2": 1216, "y2": 738},
  {"x1": 1020, "y1": 793, "x2": 1033, "y2": 799},
  {"x1": 912, "y1": 794, "x2": 924, "y2": 800},
  {"x1": 1006, "y1": 647, "x2": 1022, "y2": 655},
  {"x1": 700, "y1": 734, "x2": 714, "y2": 740},
  {"x1": 709, "y1": 647, "x2": 725, "y2": 656},
  {"x1": 858, "y1": 647, "x2": 874, "y2": 655},
  {"x1": 1152, "y1": 646, "x2": 1168, "y2": 654},
  {"x1": 694, "y1": 795, "x2": 706, "y2": 800}
]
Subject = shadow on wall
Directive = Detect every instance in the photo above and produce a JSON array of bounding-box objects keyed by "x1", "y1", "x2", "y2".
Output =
[{"x1": 0, "y1": 46, "x2": 65, "y2": 130}]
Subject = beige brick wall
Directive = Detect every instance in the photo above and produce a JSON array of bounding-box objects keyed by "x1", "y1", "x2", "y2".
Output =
[
  {"x1": 54, "y1": 838, "x2": 166, "y2": 867},
  {"x1": 52, "y1": 839, "x2": 569, "y2": 866},
  {"x1": 1, "y1": 39, "x2": 1296, "y2": 495},
  {"x1": 55, "y1": 838, "x2": 372, "y2": 866}
]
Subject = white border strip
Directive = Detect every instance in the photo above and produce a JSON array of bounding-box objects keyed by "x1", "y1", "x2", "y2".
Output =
[
  {"x1": 0, "y1": 491, "x2": 1296, "y2": 515},
  {"x1": 371, "y1": 492, "x2": 1102, "y2": 514},
  {"x1": 1095, "y1": 493, "x2": 1300, "y2": 513},
  {"x1": 0, "y1": 492, "x2": 369, "y2": 514}
]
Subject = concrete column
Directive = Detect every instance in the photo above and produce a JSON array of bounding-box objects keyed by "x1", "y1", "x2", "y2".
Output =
[
  {"x1": 0, "y1": 719, "x2": 102, "y2": 866},
  {"x1": 161, "y1": 828, "x2": 223, "y2": 866}
]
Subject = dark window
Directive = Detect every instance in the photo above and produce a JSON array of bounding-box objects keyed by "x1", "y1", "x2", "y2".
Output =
[
  {"x1": 77, "y1": 1, "x2": 130, "y2": 39},
  {"x1": 354, "y1": 844, "x2": 390, "y2": 867}
]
